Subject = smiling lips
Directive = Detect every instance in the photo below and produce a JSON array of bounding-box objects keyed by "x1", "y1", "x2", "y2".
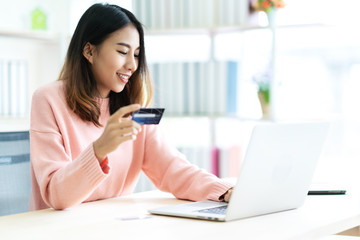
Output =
[{"x1": 117, "y1": 73, "x2": 130, "y2": 84}]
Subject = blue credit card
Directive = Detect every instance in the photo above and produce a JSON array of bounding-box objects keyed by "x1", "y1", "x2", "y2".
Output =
[{"x1": 132, "y1": 108, "x2": 165, "y2": 125}]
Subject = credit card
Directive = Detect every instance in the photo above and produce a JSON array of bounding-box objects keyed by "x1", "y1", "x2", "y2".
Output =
[{"x1": 132, "y1": 108, "x2": 165, "y2": 125}]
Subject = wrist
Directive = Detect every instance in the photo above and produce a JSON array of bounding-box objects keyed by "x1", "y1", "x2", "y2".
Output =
[
  {"x1": 220, "y1": 188, "x2": 233, "y2": 202},
  {"x1": 93, "y1": 141, "x2": 106, "y2": 163}
]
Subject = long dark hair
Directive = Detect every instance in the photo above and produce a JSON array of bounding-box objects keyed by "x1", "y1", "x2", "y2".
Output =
[{"x1": 58, "y1": 3, "x2": 153, "y2": 126}]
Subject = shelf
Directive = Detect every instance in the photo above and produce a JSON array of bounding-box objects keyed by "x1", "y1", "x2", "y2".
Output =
[
  {"x1": 162, "y1": 114, "x2": 256, "y2": 120},
  {"x1": 161, "y1": 115, "x2": 275, "y2": 125},
  {"x1": 144, "y1": 23, "x2": 329, "y2": 36},
  {"x1": 0, "y1": 30, "x2": 59, "y2": 42},
  {"x1": 144, "y1": 24, "x2": 265, "y2": 36}
]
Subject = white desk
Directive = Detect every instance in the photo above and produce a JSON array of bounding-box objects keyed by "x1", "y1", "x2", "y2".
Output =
[{"x1": 1, "y1": 190, "x2": 360, "y2": 240}]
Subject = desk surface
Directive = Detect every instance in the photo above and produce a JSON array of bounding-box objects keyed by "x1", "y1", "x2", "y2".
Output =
[{"x1": 1, "y1": 190, "x2": 360, "y2": 240}]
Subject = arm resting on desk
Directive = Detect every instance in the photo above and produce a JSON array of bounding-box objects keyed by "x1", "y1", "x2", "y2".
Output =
[{"x1": 140, "y1": 125, "x2": 234, "y2": 202}]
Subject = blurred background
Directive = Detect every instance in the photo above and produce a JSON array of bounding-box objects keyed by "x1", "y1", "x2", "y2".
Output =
[{"x1": 0, "y1": 0, "x2": 359, "y2": 191}]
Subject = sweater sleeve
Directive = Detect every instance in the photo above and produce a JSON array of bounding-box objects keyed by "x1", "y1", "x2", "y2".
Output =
[
  {"x1": 30, "y1": 88, "x2": 107, "y2": 210},
  {"x1": 141, "y1": 125, "x2": 234, "y2": 202}
]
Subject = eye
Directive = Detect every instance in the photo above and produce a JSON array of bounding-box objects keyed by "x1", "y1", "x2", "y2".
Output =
[{"x1": 117, "y1": 50, "x2": 127, "y2": 55}]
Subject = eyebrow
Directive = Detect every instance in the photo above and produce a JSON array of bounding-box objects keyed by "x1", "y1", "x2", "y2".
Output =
[{"x1": 116, "y1": 42, "x2": 140, "y2": 50}]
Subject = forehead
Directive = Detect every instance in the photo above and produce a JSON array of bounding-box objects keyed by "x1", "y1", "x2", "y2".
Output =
[{"x1": 105, "y1": 24, "x2": 140, "y2": 48}]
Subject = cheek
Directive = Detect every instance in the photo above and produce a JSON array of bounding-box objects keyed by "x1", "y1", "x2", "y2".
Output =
[
  {"x1": 135, "y1": 59, "x2": 139, "y2": 70},
  {"x1": 93, "y1": 59, "x2": 114, "y2": 81},
  {"x1": 100, "y1": 55, "x2": 120, "y2": 73},
  {"x1": 110, "y1": 55, "x2": 126, "y2": 69}
]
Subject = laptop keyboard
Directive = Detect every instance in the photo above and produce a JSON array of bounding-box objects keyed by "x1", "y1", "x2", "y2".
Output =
[{"x1": 197, "y1": 205, "x2": 227, "y2": 215}]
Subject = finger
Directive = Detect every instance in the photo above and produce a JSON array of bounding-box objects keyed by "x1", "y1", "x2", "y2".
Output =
[
  {"x1": 224, "y1": 189, "x2": 233, "y2": 202},
  {"x1": 112, "y1": 104, "x2": 141, "y2": 119},
  {"x1": 116, "y1": 125, "x2": 140, "y2": 137},
  {"x1": 113, "y1": 118, "x2": 142, "y2": 132},
  {"x1": 116, "y1": 131, "x2": 138, "y2": 144},
  {"x1": 107, "y1": 118, "x2": 141, "y2": 134}
]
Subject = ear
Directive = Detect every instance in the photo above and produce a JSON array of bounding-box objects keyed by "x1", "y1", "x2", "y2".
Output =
[{"x1": 83, "y1": 42, "x2": 95, "y2": 64}]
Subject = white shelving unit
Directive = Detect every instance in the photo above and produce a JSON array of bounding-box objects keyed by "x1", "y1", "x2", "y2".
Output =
[
  {"x1": 0, "y1": 30, "x2": 59, "y2": 42},
  {"x1": 0, "y1": 30, "x2": 64, "y2": 130},
  {"x1": 130, "y1": 1, "x2": 272, "y2": 185}
]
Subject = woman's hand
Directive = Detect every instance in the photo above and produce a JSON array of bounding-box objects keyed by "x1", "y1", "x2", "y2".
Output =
[
  {"x1": 223, "y1": 188, "x2": 233, "y2": 202},
  {"x1": 93, "y1": 104, "x2": 142, "y2": 162}
]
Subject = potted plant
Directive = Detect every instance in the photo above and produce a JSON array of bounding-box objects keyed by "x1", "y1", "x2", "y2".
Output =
[
  {"x1": 249, "y1": 0, "x2": 286, "y2": 26},
  {"x1": 253, "y1": 68, "x2": 271, "y2": 119},
  {"x1": 250, "y1": 0, "x2": 286, "y2": 13},
  {"x1": 250, "y1": 0, "x2": 285, "y2": 119}
]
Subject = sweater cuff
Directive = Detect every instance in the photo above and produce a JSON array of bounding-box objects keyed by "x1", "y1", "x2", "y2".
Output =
[
  {"x1": 100, "y1": 156, "x2": 110, "y2": 174},
  {"x1": 208, "y1": 180, "x2": 235, "y2": 202},
  {"x1": 78, "y1": 144, "x2": 108, "y2": 186}
]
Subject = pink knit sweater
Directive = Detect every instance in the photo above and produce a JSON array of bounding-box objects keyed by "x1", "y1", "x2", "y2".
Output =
[{"x1": 29, "y1": 81, "x2": 233, "y2": 210}]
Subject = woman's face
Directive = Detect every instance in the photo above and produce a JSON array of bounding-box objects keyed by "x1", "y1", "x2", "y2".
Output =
[{"x1": 85, "y1": 24, "x2": 140, "y2": 98}]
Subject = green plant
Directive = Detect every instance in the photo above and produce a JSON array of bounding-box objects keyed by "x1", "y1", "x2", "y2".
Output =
[
  {"x1": 253, "y1": 68, "x2": 271, "y2": 104},
  {"x1": 258, "y1": 82, "x2": 270, "y2": 104}
]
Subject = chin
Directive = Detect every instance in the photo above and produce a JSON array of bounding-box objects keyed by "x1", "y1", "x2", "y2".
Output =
[{"x1": 113, "y1": 86, "x2": 126, "y2": 93}]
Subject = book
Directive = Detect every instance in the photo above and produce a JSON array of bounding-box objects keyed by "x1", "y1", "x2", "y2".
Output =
[
  {"x1": 165, "y1": 63, "x2": 175, "y2": 113},
  {"x1": 227, "y1": 145, "x2": 242, "y2": 178},
  {"x1": 226, "y1": 61, "x2": 238, "y2": 114},
  {"x1": 182, "y1": 62, "x2": 189, "y2": 114},
  {"x1": 173, "y1": 0, "x2": 184, "y2": 28},
  {"x1": 0, "y1": 60, "x2": 4, "y2": 115},
  {"x1": 178, "y1": 146, "x2": 212, "y2": 173},
  {"x1": 18, "y1": 61, "x2": 28, "y2": 117},
  {"x1": 158, "y1": 63, "x2": 168, "y2": 109},
  {"x1": 140, "y1": 0, "x2": 148, "y2": 29},
  {"x1": 183, "y1": 0, "x2": 192, "y2": 28},
  {"x1": 2, "y1": 61, "x2": 10, "y2": 116},
  {"x1": 163, "y1": 0, "x2": 172, "y2": 29},
  {"x1": 205, "y1": 61, "x2": 216, "y2": 115},
  {"x1": 198, "y1": 62, "x2": 206, "y2": 114},
  {"x1": 236, "y1": 0, "x2": 249, "y2": 25},
  {"x1": 193, "y1": 62, "x2": 200, "y2": 113},
  {"x1": 218, "y1": 145, "x2": 242, "y2": 178},
  {"x1": 211, "y1": 146, "x2": 220, "y2": 176},
  {"x1": 187, "y1": 62, "x2": 196, "y2": 115},
  {"x1": 216, "y1": 61, "x2": 227, "y2": 115},
  {"x1": 173, "y1": 62, "x2": 184, "y2": 114},
  {"x1": 9, "y1": 61, "x2": 16, "y2": 116},
  {"x1": 132, "y1": 0, "x2": 248, "y2": 30},
  {"x1": 199, "y1": 146, "x2": 212, "y2": 172}
]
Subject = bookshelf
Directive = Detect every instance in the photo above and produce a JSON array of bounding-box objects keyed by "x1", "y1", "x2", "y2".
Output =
[
  {"x1": 0, "y1": 30, "x2": 63, "y2": 127},
  {"x1": 130, "y1": 0, "x2": 271, "y2": 181},
  {"x1": 134, "y1": 0, "x2": 278, "y2": 121},
  {"x1": 132, "y1": 0, "x2": 249, "y2": 30},
  {"x1": 0, "y1": 0, "x2": 72, "y2": 125}
]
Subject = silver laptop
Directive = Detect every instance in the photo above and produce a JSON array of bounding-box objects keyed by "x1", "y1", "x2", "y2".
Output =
[{"x1": 149, "y1": 122, "x2": 329, "y2": 221}]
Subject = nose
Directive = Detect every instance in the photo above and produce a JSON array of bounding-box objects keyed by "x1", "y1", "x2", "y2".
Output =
[{"x1": 125, "y1": 55, "x2": 138, "y2": 73}]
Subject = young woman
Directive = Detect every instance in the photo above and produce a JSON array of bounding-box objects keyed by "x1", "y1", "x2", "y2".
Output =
[{"x1": 29, "y1": 3, "x2": 233, "y2": 210}]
